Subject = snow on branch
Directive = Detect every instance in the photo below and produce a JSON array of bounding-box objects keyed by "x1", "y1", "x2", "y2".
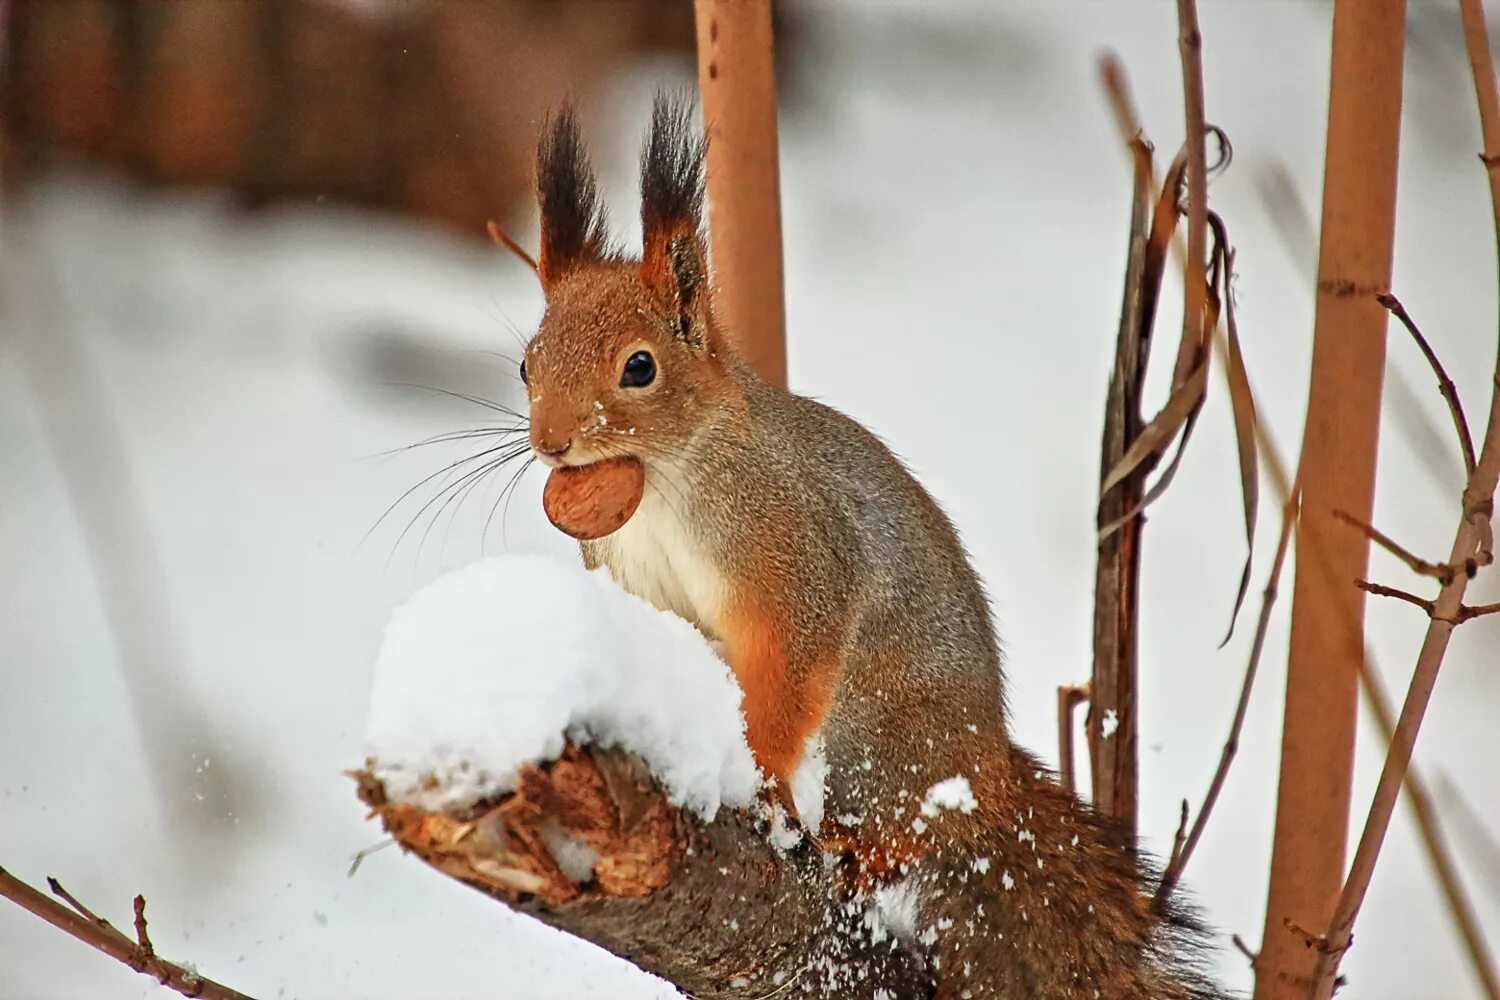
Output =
[
  {"x1": 355, "y1": 556, "x2": 934, "y2": 998},
  {"x1": 364, "y1": 555, "x2": 760, "y2": 819}
]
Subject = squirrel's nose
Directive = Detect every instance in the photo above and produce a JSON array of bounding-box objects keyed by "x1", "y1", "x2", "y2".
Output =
[{"x1": 535, "y1": 438, "x2": 572, "y2": 461}]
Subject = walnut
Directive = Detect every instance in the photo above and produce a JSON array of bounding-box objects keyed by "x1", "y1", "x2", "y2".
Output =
[{"x1": 542, "y1": 457, "x2": 646, "y2": 540}]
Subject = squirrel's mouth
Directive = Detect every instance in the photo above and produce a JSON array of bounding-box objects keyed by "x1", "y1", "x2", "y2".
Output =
[{"x1": 532, "y1": 438, "x2": 633, "y2": 471}]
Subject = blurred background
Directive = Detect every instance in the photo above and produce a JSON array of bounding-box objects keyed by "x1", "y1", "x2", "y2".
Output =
[{"x1": 2, "y1": 1, "x2": 1498, "y2": 998}]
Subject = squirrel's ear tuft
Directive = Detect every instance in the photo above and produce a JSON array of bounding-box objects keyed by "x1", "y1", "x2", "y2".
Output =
[
  {"x1": 536, "y1": 104, "x2": 612, "y2": 293},
  {"x1": 640, "y1": 94, "x2": 710, "y2": 348}
]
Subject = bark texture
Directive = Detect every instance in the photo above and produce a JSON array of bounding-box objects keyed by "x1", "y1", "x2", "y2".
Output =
[{"x1": 356, "y1": 743, "x2": 935, "y2": 999}]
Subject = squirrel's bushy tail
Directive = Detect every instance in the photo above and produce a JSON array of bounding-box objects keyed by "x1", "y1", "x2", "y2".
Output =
[{"x1": 893, "y1": 747, "x2": 1227, "y2": 1000}]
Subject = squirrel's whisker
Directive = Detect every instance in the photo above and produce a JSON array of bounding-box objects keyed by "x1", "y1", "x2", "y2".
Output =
[
  {"x1": 364, "y1": 440, "x2": 528, "y2": 549},
  {"x1": 391, "y1": 444, "x2": 531, "y2": 568}
]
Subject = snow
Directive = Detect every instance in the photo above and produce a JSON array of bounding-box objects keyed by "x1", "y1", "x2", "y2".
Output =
[
  {"x1": 789, "y1": 731, "x2": 830, "y2": 831},
  {"x1": 539, "y1": 825, "x2": 601, "y2": 885},
  {"x1": 364, "y1": 555, "x2": 760, "y2": 820},
  {"x1": 920, "y1": 776, "x2": 978, "y2": 818},
  {"x1": 871, "y1": 878, "x2": 921, "y2": 945}
]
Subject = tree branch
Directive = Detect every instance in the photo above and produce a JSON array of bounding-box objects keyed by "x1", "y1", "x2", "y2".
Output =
[
  {"x1": 1056, "y1": 684, "x2": 1089, "y2": 795},
  {"x1": 1335, "y1": 508, "x2": 1452, "y2": 581},
  {"x1": 0, "y1": 867, "x2": 257, "y2": 1000},
  {"x1": 1153, "y1": 486, "x2": 1299, "y2": 912},
  {"x1": 1175, "y1": 0, "x2": 1211, "y2": 392},
  {"x1": 1358, "y1": 579, "x2": 1500, "y2": 623},
  {"x1": 354, "y1": 743, "x2": 934, "y2": 999},
  {"x1": 1313, "y1": 3, "x2": 1500, "y2": 980},
  {"x1": 1378, "y1": 292, "x2": 1477, "y2": 474}
]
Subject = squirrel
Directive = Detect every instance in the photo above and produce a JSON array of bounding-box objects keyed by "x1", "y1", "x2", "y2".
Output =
[{"x1": 517, "y1": 97, "x2": 1225, "y2": 1000}]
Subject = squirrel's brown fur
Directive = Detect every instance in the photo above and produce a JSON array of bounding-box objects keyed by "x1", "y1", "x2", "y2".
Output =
[{"x1": 520, "y1": 97, "x2": 1225, "y2": 1000}]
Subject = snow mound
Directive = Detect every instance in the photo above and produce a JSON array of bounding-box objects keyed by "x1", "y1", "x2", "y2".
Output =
[{"x1": 363, "y1": 554, "x2": 761, "y2": 819}]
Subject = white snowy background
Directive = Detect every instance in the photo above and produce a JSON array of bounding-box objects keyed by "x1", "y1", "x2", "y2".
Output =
[{"x1": 3, "y1": 2, "x2": 1499, "y2": 998}]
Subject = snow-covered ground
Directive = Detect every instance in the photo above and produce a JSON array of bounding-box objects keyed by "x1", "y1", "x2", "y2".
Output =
[{"x1": 3, "y1": 2, "x2": 1498, "y2": 998}]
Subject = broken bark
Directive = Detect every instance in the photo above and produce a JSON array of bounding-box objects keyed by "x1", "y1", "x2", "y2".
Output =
[{"x1": 355, "y1": 743, "x2": 935, "y2": 999}]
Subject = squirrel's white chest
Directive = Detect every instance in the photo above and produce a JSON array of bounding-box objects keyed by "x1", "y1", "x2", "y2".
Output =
[{"x1": 588, "y1": 485, "x2": 725, "y2": 639}]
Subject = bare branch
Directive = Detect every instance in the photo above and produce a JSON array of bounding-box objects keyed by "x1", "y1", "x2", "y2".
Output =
[
  {"x1": 486, "y1": 220, "x2": 540, "y2": 278},
  {"x1": 1378, "y1": 292, "x2": 1478, "y2": 473},
  {"x1": 1175, "y1": 0, "x2": 1212, "y2": 391},
  {"x1": 1165, "y1": 799, "x2": 1190, "y2": 872},
  {"x1": 1090, "y1": 122, "x2": 1156, "y2": 835},
  {"x1": 355, "y1": 746, "x2": 934, "y2": 998},
  {"x1": 1357, "y1": 579, "x2": 1437, "y2": 616},
  {"x1": 1335, "y1": 509, "x2": 1451, "y2": 581},
  {"x1": 1315, "y1": 0, "x2": 1500, "y2": 977},
  {"x1": 47, "y1": 877, "x2": 117, "y2": 935},
  {"x1": 1056, "y1": 684, "x2": 1089, "y2": 795},
  {"x1": 1357, "y1": 580, "x2": 1499, "y2": 624},
  {"x1": 1153, "y1": 486, "x2": 1299, "y2": 912},
  {"x1": 0, "y1": 867, "x2": 257, "y2": 1000}
]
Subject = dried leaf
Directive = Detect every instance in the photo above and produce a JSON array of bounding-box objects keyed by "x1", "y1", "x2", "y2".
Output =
[
  {"x1": 1099, "y1": 356, "x2": 1209, "y2": 501},
  {"x1": 1097, "y1": 151, "x2": 1195, "y2": 506},
  {"x1": 1140, "y1": 151, "x2": 1188, "y2": 350},
  {"x1": 1214, "y1": 219, "x2": 1260, "y2": 647}
]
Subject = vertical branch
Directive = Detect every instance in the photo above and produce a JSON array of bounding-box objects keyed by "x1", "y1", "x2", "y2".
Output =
[
  {"x1": 1311, "y1": 3, "x2": 1500, "y2": 994},
  {"x1": 1057, "y1": 684, "x2": 1089, "y2": 795},
  {"x1": 1461, "y1": 0, "x2": 1500, "y2": 251},
  {"x1": 1254, "y1": 1, "x2": 1407, "y2": 997},
  {"x1": 1153, "y1": 485, "x2": 1299, "y2": 912},
  {"x1": 1091, "y1": 136, "x2": 1154, "y2": 836},
  {"x1": 692, "y1": 0, "x2": 787, "y2": 387},
  {"x1": 1174, "y1": 0, "x2": 1211, "y2": 390}
]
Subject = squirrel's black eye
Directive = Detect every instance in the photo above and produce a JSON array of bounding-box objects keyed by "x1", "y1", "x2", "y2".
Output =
[
  {"x1": 519, "y1": 358, "x2": 528, "y2": 385},
  {"x1": 621, "y1": 350, "x2": 656, "y2": 388}
]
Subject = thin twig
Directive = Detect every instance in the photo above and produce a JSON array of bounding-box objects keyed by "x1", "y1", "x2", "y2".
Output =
[
  {"x1": 1335, "y1": 509, "x2": 1451, "y2": 581},
  {"x1": 1232, "y1": 934, "x2": 1258, "y2": 967},
  {"x1": 1153, "y1": 485, "x2": 1299, "y2": 912},
  {"x1": 132, "y1": 895, "x2": 151, "y2": 956},
  {"x1": 1101, "y1": 50, "x2": 1500, "y2": 993},
  {"x1": 47, "y1": 877, "x2": 115, "y2": 932},
  {"x1": 1316, "y1": 0, "x2": 1500, "y2": 976},
  {"x1": 1174, "y1": 0, "x2": 1211, "y2": 389},
  {"x1": 1258, "y1": 163, "x2": 1466, "y2": 492},
  {"x1": 0, "y1": 867, "x2": 257, "y2": 1000},
  {"x1": 1056, "y1": 685, "x2": 1089, "y2": 795},
  {"x1": 347, "y1": 838, "x2": 396, "y2": 877},
  {"x1": 1166, "y1": 799, "x2": 1190, "y2": 871},
  {"x1": 1357, "y1": 579, "x2": 1436, "y2": 616},
  {"x1": 486, "y1": 220, "x2": 540, "y2": 277},
  {"x1": 1358, "y1": 580, "x2": 1500, "y2": 623},
  {"x1": 1463, "y1": 0, "x2": 1500, "y2": 571},
  {"x1": 1378, "y1": 292, "x2": 1478, "y2": 474}
]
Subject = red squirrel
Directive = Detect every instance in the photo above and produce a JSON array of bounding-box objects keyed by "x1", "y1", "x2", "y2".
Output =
[{"x1": 518, "y1": 98, "x2": 1224, "y2": 1000}]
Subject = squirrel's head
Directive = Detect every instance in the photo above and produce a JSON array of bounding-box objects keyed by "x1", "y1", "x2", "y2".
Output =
[{"x1": 521, "y1": 98, "x2": 738, "y2": 471}]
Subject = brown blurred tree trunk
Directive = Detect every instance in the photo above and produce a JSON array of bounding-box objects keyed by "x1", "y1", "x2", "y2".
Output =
[
  {"x1": 1254, "y1": 2, "x2": 1407, "y2": 997},
  {"x1": 693, "y1": 0, "x2": 788, "y2": 387}
]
